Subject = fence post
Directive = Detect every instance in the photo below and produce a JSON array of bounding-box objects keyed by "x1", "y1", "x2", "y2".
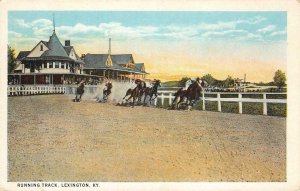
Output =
[
  {"x1": 238, "y1": 93, "x2": 243, "y2": 114},
  {"x1": 161, "y1": 93, "x2": 164, "y2": 106},
  {"x1": 202, "y1": 93, "x2": 205, "y2": 111},
  {"x1": 263, "y1": 93, "x2": 267, "y2": 115},
  {"x1": 169, "y1": 93, "x2": 172, "y2": 105},
  {"x1": 217, "y1": 93, "x2": 221, "y2": 112}
]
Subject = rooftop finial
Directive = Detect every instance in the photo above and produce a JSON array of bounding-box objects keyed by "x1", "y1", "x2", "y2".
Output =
[
  {"x1": 108, "y1": 38, "x2": 111, "y2": 55},
  {"x1": 52, "y1": 13, "x2": 56, "y2": 32}
]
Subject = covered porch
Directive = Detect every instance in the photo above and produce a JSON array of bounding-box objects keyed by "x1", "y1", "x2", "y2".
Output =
[
  {"x1": 8, "y1": 73, "x2": 103, "y2": 85},
  {"x1": 84, "y1": 68, "x2": 148, "y2": 82}
]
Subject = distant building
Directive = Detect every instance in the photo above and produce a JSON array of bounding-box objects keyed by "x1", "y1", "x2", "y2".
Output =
[
  {"x1": 9, "y1": 29, "x2": 100, "y2": 85},
  {"x1": 9, "y1": 33, "x2": 148, "y2": 85},
  {"x1": 83, "y1": 38, "x2": 148, "y2": 81}
]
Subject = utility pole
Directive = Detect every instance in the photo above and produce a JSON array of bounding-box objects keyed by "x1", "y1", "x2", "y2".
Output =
[{"x1": 243, "y1": 73, "x2": 246, "y2": 92}]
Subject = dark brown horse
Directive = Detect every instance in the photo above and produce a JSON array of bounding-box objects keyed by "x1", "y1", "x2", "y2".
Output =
[
  {"x1": 123, "y1": 79, "x2": 146, "y2": 107},
  {"x1": 74, "y1": 83, "x2": 85, "y2": 102},
  {"x1": 171, "y1": 80, "x2": 206, "y2": 109},
  {"x1": 143, "y1": 79, "x2": 161, "y2": 105}
]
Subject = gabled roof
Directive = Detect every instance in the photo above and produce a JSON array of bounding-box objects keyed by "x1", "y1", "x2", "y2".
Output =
[
  {"x1": 83, "y1": 54, "x2": 147, "y2": 74},
  {"x1": 16, "y1": 51, "x2": 30, "y2": 60},
  {"x1": 111, "y1": 54, "x2": 133, "y2": 65},
  {"x1": 63, "y1": 46, "x2": 73, "y2": 55},
  {"x1": 75, "y1": 55, "x2": 85, "y2": 64},
  {"x1": 134, "y1": 63, "x2": 145, "y2": 72},
  {"x1": 41, "y1": 41, "x2": 49, "y2": 48},
  {"x1": 41, "y1": 31, "x2": 69, "y2": 58},
  {"x1": 84, "y1": 54, "x2": 109, "y2": 69},
  {"x1": 63, "y1": 46, "x2": 85, "y2": 64}
]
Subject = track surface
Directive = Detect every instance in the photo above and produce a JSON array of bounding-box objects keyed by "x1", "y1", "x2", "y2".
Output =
[{"x1": 8, "y1": 95, "x2": 286, "y2": 181}]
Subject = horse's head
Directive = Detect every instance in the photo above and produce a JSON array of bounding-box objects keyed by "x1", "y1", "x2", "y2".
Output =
[{"x1": 155, "y1": 79, "x2": 161, "y2": 87}]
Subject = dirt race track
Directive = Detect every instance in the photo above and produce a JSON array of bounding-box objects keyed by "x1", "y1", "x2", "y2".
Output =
[{"x1": 8, "y1": 95, "x2": 286, "y2": 182}]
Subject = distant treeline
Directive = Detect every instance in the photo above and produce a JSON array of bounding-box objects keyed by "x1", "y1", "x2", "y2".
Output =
[{"x1": 162, "y1": 71, "x2": 286, "y2": 90}]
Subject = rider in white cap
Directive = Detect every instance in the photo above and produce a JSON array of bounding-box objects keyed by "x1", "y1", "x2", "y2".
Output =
[{"x1": 184, "y1": 79, "x2": 193, "y2": 90}]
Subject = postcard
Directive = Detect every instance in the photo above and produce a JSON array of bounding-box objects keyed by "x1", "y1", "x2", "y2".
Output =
[{"x1": 1, "y1": 0, "x2": 300, "y2": 191}]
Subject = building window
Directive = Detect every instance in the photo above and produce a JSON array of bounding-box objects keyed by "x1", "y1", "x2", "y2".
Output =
[
  {"x1": 66, "y1": 63, "x2": 69, "y2": 69},
  {"x1": 49, "y1": 62, "x2": 53, "y2": 68},
  {"x1": 55, "y1": 62, "x2": 59, "y2": 68},
  {"x1": 61, "y1": 62, "x2": 65, "y2": 69},
  {"x1": 43, "y1": 62, "x2": 47, "y2": 68},
  {"x1": 45, "y1": 76, "x2": 49, "y2": 83},
  {"x1": 40, "y1": 45, "x2": 43, "y2": 51}
]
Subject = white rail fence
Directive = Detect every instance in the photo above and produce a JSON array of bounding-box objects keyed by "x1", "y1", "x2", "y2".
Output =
[
  {"x1": 7, "y1": 85, "x2": 286, "y2": 116},
  {"x1": 7, "y1": 85, "x2": 98, "y2": 96},
  {"x1": 156, "y1": 90, "x2": 286, "y2": 116}
]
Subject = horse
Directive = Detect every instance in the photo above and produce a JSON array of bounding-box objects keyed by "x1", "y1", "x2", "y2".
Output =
[
  {"x1": 123, "y1": 79, "x2": 146, "y2": 107},
  {"x1": 74, "y1": 83, "x2": 85, "y2": 102},
  {"x1": 171, "y1": 80, "x2": 206, "y2": 109},
  {"x1": 97, "y1": 82, "x2": 113, "y2": 103},
  {"x1": 123, "y1": 87, "x2": 141, "y2": 107},
  {"x1": 143, "y1": 79, "x2": 161, "y2": 105}
]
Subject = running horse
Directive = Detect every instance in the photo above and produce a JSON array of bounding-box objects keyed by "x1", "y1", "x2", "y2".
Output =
[
  {"x1": 143, "y1": 79, "x2": 161, "y2": 105},
  {"x1": 74, "y1": 82, "x2": 85, "y2": 102},
  {"x1": 123, "y1": 79, "x2": 147, "y2": 107},
  {"x1": 171, "y1": 79, "x2": 206, "y2": 109}
]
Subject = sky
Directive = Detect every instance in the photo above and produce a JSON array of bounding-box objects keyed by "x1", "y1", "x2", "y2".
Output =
[{"x1": 8, "y1": 11, "x2": 287, "y2": 82}]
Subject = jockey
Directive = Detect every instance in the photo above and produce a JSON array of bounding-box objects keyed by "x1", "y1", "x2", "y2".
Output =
[
  {"x1": 135, "y1": 79, "x2": 146, "y2": 90},
  {"x1": 103, "y1": 80, "x2": 113, "y2": 100},
  {"x1": 75, "y1": 81, "x2": 85, "y2": 102},
  {"x1": 149, "y1": 79, "x2": 156, "y2": 89},
  {"x1": 195, "y1": 77, "x2": 203, "y2": 89},
  {"x1": 187, "y1": 77, "x2": 203, "y2": 100},
  {"x1": 184, "y1": 79, "x2": 193, "y2": 90}
]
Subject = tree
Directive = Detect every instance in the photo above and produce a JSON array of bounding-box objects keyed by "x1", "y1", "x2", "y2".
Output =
[
  {"x1": 178, "y1": 77, "x2": 191, "y2": 87},
  {"x1": 273, "y1": 70, "x2": 286, "y2": 90},
  {"x1": 201, "y1": 74, "x2": 216, "y2": 86},
  {"x1": 223, "y1": 75, "x2": 234, "y2": 88},
  {"x1": 8, "y1": 45, "x2": 16, "y2": 73}
]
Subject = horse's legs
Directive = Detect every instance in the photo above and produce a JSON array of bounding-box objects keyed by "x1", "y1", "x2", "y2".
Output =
[
  {"x1": 132, "y1": 96, "x2": 136, "y2": 107},
  {"x1": 143, "y1": 93, "x2": 148, "y2": 105},
  {"x1": 148, "y1": 95, "x2": 153, "y2": 105},
  {"x1": 171, "y1": 95, "x2": 178, "y2": 108},
  {"x1": 138, "y1": 90, "x2": 144, "y2": 104},
  {"x1": 126, "y1": 95, "x2": 133, "y2": 102},
  {"x1": 176, "y1": 96, "x2": 184, "y2": 109},
  {"x1": 123, "y1": 89, "x2": 131, "y2": 100},
  {"x1": 150, "y1": 93, "x2": 158, "y2": 105}
]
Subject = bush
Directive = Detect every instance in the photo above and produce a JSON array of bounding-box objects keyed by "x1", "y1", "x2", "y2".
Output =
[
  {"x1": 242, "y1": 94, "x2": 263, "y2": 99},
  {"x1": 268, "y1": 103, "x2": 286, "y2": 117},
  {"x1": 205, "y1": 101, "x2": 218, "y2": 111},
  {"x1": 220, "y1": 94, "x2": 238, "y2": 98},
  {"x1": 242, "y1": 102, "x2": 263, "y2": 115},
  {"x1": 222, "y1": 102, "x2": 239, "y2": 113}
]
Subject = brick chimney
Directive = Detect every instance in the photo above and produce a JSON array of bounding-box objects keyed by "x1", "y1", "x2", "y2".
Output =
[{"x1": 65, "y1": 40, "x2": 70, "y2": 46}]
